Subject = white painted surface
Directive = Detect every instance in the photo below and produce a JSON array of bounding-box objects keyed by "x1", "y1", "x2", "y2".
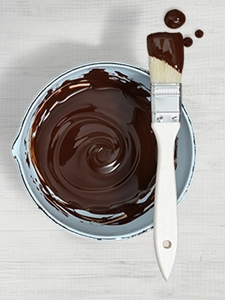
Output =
[{"x1": 0, "y1": 0, "x2": 225, "y2": 299}]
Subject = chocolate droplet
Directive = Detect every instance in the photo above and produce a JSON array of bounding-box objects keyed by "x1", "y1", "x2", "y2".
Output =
[
  {"x1": 183, "y1": 37, "x2": 193, "y2": 47},
  {"x1": 164, "y1": 9, "x2": 186, "y2": 29},
  {"x1": 195, "y1": 29, "x2": 204, "y2": 38}
]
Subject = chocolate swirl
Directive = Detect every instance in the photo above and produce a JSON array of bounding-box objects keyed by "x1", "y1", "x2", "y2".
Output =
[{"x1": 30, "y1": 68, "x2": 157, "y2": 225}]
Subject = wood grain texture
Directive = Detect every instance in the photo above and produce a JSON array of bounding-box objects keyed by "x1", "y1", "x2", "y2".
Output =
[{"x1": 1, "y1": 0, "x2": 225, "y2": 299}]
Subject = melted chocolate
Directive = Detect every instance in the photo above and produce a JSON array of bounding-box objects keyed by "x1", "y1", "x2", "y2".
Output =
[
  {"x1": 30, "y1": 69, "x2": 158, "y2": 225},
  {"x1": 164, "y1": 9, "x2": 186, "y2": 29},
  {"x1": 183, "y1": 37, "x2": 193, "y2": 47},
  {"x1": 147, "y1": 32, "x2": 184, "y2": 73},
  {"x1": 195, "y1": 29, "x2": 204, "y2": 38}
]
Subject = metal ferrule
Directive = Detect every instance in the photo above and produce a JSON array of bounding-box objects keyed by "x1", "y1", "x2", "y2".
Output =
[{"x1": 151, "y1": 83, "x2": 182, "y2": 123}]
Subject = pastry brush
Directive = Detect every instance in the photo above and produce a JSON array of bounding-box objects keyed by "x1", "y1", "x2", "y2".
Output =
[{"x1": 147, "y1": 32, "x2": 184, "y2": 280}]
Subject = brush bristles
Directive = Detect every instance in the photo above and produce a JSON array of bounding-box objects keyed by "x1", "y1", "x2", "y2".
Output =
[{"x1": 149, "y1": 57, "x2": 181, "y2": 84}]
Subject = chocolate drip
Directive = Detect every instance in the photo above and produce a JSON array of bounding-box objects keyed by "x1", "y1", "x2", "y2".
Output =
[
  {"x1": 195, "y1": 29, "x2": 204, "y2": 38},
  {"x1": 147, "y1": 32, "x2": 184, "y2": 73},
  {"x1": 30, "y1": 69, "x2": 158, "y2": 225},
  {"x1": 183, "y1": 37, "x2": 193, "y2": 47},
  {"x1": 164, "y1": 9, "x2": 186, "y2": 29}
]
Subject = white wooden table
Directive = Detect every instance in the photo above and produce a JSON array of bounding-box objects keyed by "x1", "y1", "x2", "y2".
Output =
[{"x1": 1, "y1": 1, "x2": 225, "y2": 299}]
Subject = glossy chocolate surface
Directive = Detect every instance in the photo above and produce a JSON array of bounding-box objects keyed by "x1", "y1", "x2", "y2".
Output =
[
  {"x1": 30, "y1": 68, "x2": 157, "y2": 225},
  {"x1": 147, "y1": 32, "x2": 184, "y2": 73}
]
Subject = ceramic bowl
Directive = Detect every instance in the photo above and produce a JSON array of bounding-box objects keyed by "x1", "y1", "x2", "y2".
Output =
[{"x1": 12, "y1": 62, "x2": 196, "y2": 240}]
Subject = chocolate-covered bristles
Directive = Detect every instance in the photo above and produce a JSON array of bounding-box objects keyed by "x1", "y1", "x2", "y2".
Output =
[{"x1": 147, "y1": 32, "x2": 184, "y2": 83}]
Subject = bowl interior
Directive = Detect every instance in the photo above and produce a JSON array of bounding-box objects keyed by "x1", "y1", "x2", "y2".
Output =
[{"x1": 12, "y1": 62, "x2": 196, "y2": 240}]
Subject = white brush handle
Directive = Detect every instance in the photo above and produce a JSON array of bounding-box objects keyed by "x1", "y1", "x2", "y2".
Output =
[{"x1": 151, "y1": 122, "x2": 180, "y2": 281}]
